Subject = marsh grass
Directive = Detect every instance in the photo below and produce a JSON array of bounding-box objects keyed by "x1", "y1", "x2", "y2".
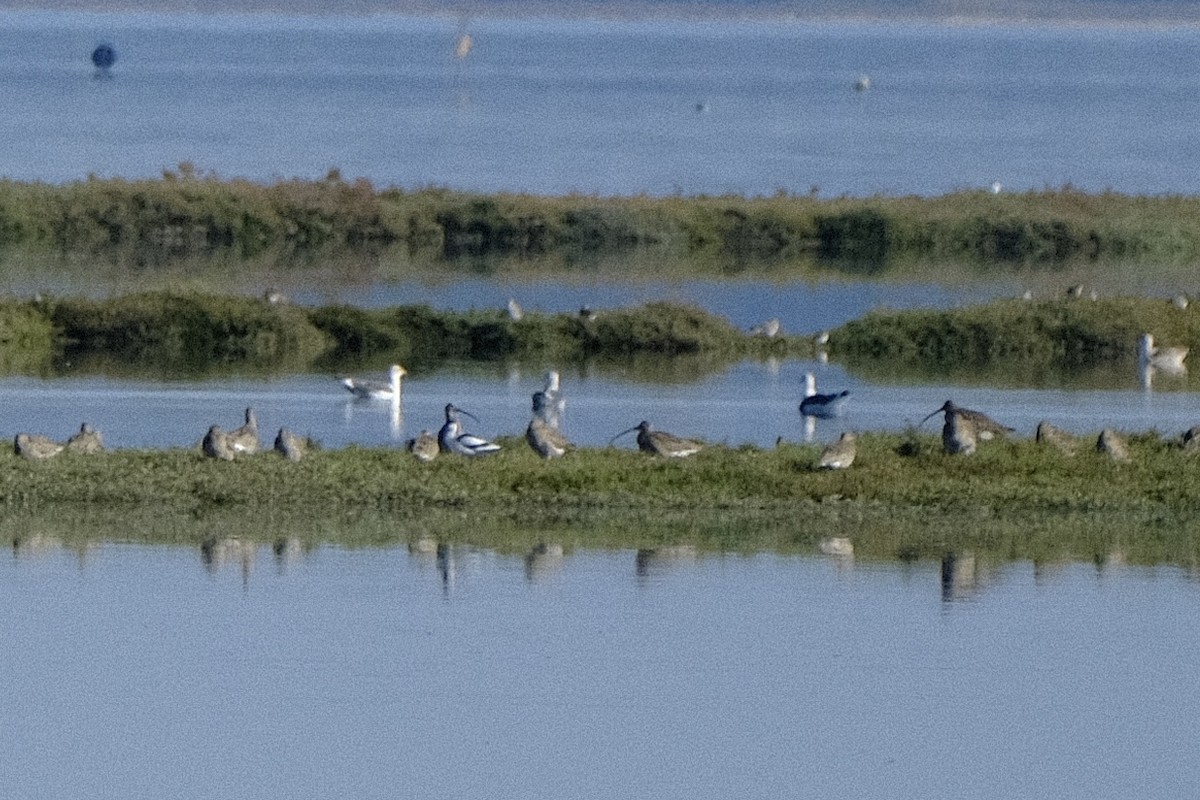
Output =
[
  {"x1": 5, "y1": 177, "x2": 1200, "y2": 272},
  {"x1": 4, "y1": 431, "x2": 1200, "y2": 567},
  {"x1": 834, "y1": 296, "x2": 1199, "y2": 368}
]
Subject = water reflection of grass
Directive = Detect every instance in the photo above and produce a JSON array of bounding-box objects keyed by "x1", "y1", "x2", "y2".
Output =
[{"x1": 5, "y1": 432, "x2": 1200, "y2": 568}]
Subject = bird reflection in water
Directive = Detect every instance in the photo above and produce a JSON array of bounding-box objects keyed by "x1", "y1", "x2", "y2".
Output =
[
  {"x1": 940, "y1": 551, "x2": 994, "y2": 603},
  {"x1": 524, "y1": 542, "x2": 565, "y2": 582},
  {"x1": 200, "y1": 537, "x2": 257, "y2": 588},
  {"x1": 272, "y1": 536, "x2": 309, "y2": 572},
  {"x1": 635, "y1": 544, "x2": 698, "y2": 581}
]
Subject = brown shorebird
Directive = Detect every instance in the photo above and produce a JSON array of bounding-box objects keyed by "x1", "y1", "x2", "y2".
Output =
[
  {"x1": 1036, "y1": 421, "x2": 1079, "y2": 456},
  {"x1": 526, "y1": 417, "x2": 572, "y2": 459},
  {"x1": 611, "y1": 421, "x2": 703, "y2": 457},
  {"x1": 227, "y1": 407, "x2": 259, "y2": 455},
  {"x1": 817, "y1": 431, "x2": 857, "y2": 469},
  {"x1": 1182, "y1": 425, "x2": 1200, "y2": 454},
  {"x1": 273, "y1": 428, "x2": 305, "y2": 462},
  {"x1": 922, "y1": 400, "x2": 1013, "y2": 442},
  {"x1": 14, "y1": 433, "x2": 63, "y2": 460},
  {"x1": 407, "y1": 430, "x2": 439, "y2": 462},
  {"x1": 1097, "y1": 429, "x2": 1131, "y2": 463},
  {"x1": 65, "y1": 422, "x2": 104, "y2": 454},
  {"x1": 202, "y1": 425, "x2": 236, "y2": 461},
  {"x1": 941, "y1": 409, "x2": 978, "y2": 455}
]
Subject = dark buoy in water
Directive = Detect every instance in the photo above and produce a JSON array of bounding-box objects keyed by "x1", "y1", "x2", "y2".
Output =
[{"x1": 91, "y1": 42, "x2": 117, "y2": 74}]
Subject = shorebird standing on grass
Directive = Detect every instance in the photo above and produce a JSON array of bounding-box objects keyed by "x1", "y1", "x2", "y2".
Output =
[
  {"x1": 273, "y1": 428, "x2": 306, "y2": 462},
  {"x1": 817, "y1": 431, "x2": 857, "y2": 469},
  {"x1": 202, "y1": 425, "x2": 236, "y2": 461},
  {"x1": 610, "y1": 421, "x2": 703, "y2": 457},
  {"x1": 407, "y1": 430, "x2": 440, "y2": 462},
  {"x1": 526, "y1": 417, "x2": 572, "y2": 459},
  {"x1": 439, "y1": 404, "x2": 501, "y2": 456},
  {"x1": 14, "y1": 433, "x2": 63, "y2": 460},
  {"x1": 65, "y1": 423, "x2": 103, "y2": 454},
  {"x1": 922, "y1": 401, "x2": 1013, "y2": 442},
  {"x1": 228, "y1": 407, "x2": 260, "y2": 455}
]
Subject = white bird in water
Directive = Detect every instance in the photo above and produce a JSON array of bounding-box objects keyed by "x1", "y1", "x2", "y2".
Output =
[
  {"x1": 532, "y1": 370, "x2": 566, "y2": 428},
  {"x1": 1139, "y1": 333, "x2": 1188, "y2": 373},
  {"x1": 439, "y1": 404, "x2": 501, "y2": 456},
  {"x1": 799, "y1": 372, "x2": 849, "y2": 419},
  {"x1": 507, "y1": 298, "x2": 523, "y2": 321},
  {"x1": 341, "y1": 364, "x2": 406, "y2": 400}
]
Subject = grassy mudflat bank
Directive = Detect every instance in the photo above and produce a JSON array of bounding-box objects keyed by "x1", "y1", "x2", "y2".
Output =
[
  {"x1": 5, "y1": 432, "x2": 1200, "y2": 566},
  {"x1": 2, "y1": 176, "x2": 1198, "y2": 270},
  {"x1": 0, "y1": 291, "x2": 1192, "y2": 375}
]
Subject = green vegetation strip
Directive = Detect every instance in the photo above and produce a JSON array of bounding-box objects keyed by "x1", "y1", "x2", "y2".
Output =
[
  {"x1": 2, "y1": 174, "x2": 1198, "y2": 267},
  {"x1": 5, "y1": 432, "x2": 1200, "y2": 567}
]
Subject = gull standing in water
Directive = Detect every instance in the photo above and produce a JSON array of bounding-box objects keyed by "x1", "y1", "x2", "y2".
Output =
[
  {"x1": 610, "y1": 421, "x2": 703, "y2": 457},
  {"x1": 439, "y1": 404, "x2": 501, "y2": 456},
  {"x1": 800, "y1": 372, "x2": 849, "y2": 419},
  {"x1": 1139, "y1": 333, "x2": 1188, "y2": 373},
  {"x1": 341, "y1": 364, "x2": 406, "y2": 400},
  {"x1": 532, "y1": 370, "x2": 566, "y2": 429}
]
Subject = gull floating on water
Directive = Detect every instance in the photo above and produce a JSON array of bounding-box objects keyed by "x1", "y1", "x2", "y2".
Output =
[
  {"x1": 800, "y1": 372, "x2": 849, "y2": 419},
  {"x1": 532, "y1": 370, "x2": 566, "y2": 429},
  {"x1": 341, "y1": 364, "x2": 406, "y2": 400}
]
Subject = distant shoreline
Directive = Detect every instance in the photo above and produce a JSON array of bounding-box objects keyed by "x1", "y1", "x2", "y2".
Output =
[{"x1": 7, "y1": 1, "x2": 1200, "y2": 27}]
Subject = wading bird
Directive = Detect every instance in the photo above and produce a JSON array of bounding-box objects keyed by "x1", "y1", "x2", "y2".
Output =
[
  {"x1": 610, "y1": 420, "x2": 703, "y2": 457},
  {"x1": 532, "y1": 370, "x2": 566, "y2": 428},
  {"x1": 407, "y1": 430, "x2": 440, "y2": 462},
  {"x1": 439, "y1": 404, "x2": 501, "y2": 456},
  {"x1": 228, "y1": 407, "x2": 260, "y2": 454},
  {"x1": 201, "y1": 425, "x2": 236, "y2": 461},
  {"x1": 817, "y1": 431, "x2": 857, "y2": 469},
  {"x1": 14, "y1": 433, "x2": 63, "y2": 460},
  {"x1": 65, "y1": 422, "x2": 103, "y2": 454},
  {"x1": 273, "y1": 428, "x2": 306, "y2": 462},
  {"x1": 921, "y1": 400, "x2": 1013, "y2": 443},
  {"x1": 526, "y1": 417, "x2": 572, "y2": 459}
]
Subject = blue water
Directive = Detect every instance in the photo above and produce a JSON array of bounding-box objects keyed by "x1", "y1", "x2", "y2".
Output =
[
  {"x1": 2, "y1": 542, "x2": 1198, "y2": 800},
  {"x1": 2, "y1": 9, "x2": 1199, "y2": 196}
]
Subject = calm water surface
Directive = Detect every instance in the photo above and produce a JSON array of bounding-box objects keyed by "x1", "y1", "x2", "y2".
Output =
[
  {"x1": 2, "y1": 542, "x2": 1198, "y2": 799},
  {"x1": 2, "y1": 10, "x2": 1200, "y2": 196}
]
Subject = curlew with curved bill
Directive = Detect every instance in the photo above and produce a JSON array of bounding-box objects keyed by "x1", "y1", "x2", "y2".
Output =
[
  {"x1": 439, "y1": 404, "x2": 501, "y2": 456},
  {"x1": 526, "y1": 417, "x2": 572, "y2": 459},
  {"x1": 341, "y1": 364, "x2": 406, "y2": 400},
  {"x1": 273, "y1": 428, "x2": 306, "y2": 462},
  {"x1": 202, "y1": 425, "x2": 236, "y2": 461},
  {"x1": 817, "y1": 431, "x2": 857, "y2": 469},
  {"x1": 65, "y1": 422, "x2": 104, "y2": 454},
  {"x1": 14, "y1": 433, "x2": 63, "y2": 460},
  {"x1": 228, "y1": 407, "x2": 260, "y2": 455},
  {"x1": 921, "y1": 400, "x2": 1013, "y2": 442},
  {"x1": 800, "y1": 372, "x2": 849, "y2": 419},
  {"x1": 610, "y1": 420, "x2": 703, "y2": 457},
  {"x1": 1139, "y1": 333, "x2": 1188, "y2": 374},
  {"x1": 407, "y1": 430, "x2": 439, "y2": 462}
]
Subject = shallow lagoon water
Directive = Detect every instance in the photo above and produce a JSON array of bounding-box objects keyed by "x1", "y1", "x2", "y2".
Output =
[{"x1": 3, "y1": 542, "x2": 1199, "y2": 800}]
